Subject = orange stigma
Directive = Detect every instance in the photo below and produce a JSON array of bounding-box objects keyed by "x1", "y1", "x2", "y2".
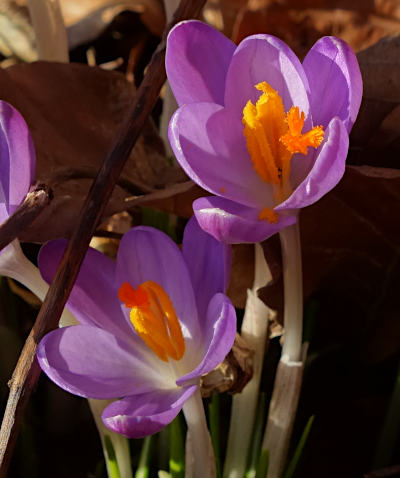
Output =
[
  {"x1": 242, "y1": 82, "x2": 324, "y2": 220},
  {"x1": 118, "y1": 281, "x2": 185, "y2": 362}
]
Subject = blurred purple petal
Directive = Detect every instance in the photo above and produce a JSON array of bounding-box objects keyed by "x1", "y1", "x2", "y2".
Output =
[
  {"x1": 102, "y1": 385, "x2": 197, "y2": 438},
  {"x1": 37, "y1": 326, "x2": 171, "y2": 399},
  {"x1": 194, "y1": 196, "x2": 297, "y2": 244},
  {"x1": 303, "y1": 36, "x2": 362, "y2": 132},
  {"x1": 39, "y1": 240, "x2": 133, "y2": 339},
  {"x1": 169, "y1": 103, "x2": 273, "y2": 209},
  {"x1": 177, "y1": 293, "x2": 236, "y2": 385},
  {"x1": 0, "y1": 101, "x2": 35, "y2": 223},
  {"x1": 276, "y1": 117, "x2": 349, "y2": 211},
  {"x1": 182, "y1": 216, "x2": 231, "y2": 318},
  {"x1": 166, "y1": 20, "x2": 235, "y2": 106},
  {"x1": 224, "y1": 34, "x2": 311, "y2": 130}
]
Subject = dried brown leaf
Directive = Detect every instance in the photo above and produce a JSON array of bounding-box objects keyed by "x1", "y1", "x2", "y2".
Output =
[
  {"x1": 231, "y1": 0, "x2": 400, "y2": 57},
  {"x1": 0, "y1": 61, "x2": 174, "y2": 242},
  {"x1": 351, "y1": 35, "x2": 400, "y2": 167}
]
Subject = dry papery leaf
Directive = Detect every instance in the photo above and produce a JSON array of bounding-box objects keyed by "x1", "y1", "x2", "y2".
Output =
[
  {"x1": 200, "y1": 332, "x2": 254, "y2": 397},
  {"x1": 0, "y1": 61, "x2": 183, "y2": 242},
  {"x1": 216, "y1": 0, "x2": 400, "y2": 56},
  {"x1": 258, "y1": 165, "x2": 400, "y2": 363}
]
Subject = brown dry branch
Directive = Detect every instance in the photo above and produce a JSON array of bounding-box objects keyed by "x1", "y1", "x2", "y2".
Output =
[
  {"x1": 0, "y1": 0, "x2": 206, "y2": 474},
  {"x1": 0, "y1": 183, "x2": 52, "y2": 252}
]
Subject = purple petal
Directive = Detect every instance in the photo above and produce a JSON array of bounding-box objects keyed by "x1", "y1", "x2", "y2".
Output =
[
  {"x1": 224, "y1": 34, "x2": 311, "y2": 130},
  {"x1": 38, "y1": 240, "x2": 133, "y2": 339},
  {"x1": 102, "y1": 385, "x2": 197, "y2": 438},
  {"x1": 303, "y1": 36, "x2": 362, "y2": 133},
  {"x1": 182, "y1": 216, "x2": 231, "y2": 319},
  {"x1": 169, "y1": 103, "x2": 274, "y2": 209},
  {"x1": 276, "y1": 117, "x2": 349, "y2": 211},
  {"x1": 116, "y1": 227, "x2": 201, "y2": 351},
  {"x1": 37, "y1": 326, "x2": 172, "y2": 399},
  {"x1": 0, "y1": 101, "x2": 35, "y2": 223},
  {"x1": 194, "y1": 196, "x2": 297, "y2": 244},
  {"x1": 166, "y1": 20, "x2": 235, "y2": 107},
  {"x1": 177, "y1": 293, "x2": 236, "y2": 386}
]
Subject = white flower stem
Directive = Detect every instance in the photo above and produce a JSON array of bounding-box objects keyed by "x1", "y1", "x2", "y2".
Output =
[
  {"x1": 182, "y1": 388, "x2": 216, "y2": 478},
  {"x1": 279, "y1": 222, "x2": 303, "y2": 362},
  {"x1": 261, "y1": 221, "x2": 305, "y2": 478},
  {"x1": 27, "y1": 0, "x2": 69, "y2": 62},
  {"x1": 160, "y1": 0, "x2": 179, "y2": 158},
  {"x1": 223, "y1": 243, "x2": 271, "y2": 478},
  {"x1": 89, "y1": 399, "x2": 133, "y2": 478}
]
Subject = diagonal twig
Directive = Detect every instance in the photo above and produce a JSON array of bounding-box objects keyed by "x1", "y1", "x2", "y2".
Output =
[
  {"x1": 0, "y1": 0, "x2": 206, "y2": 475},
  {"x1": 0, "y1": 183, "x2": 52, "y2": 252}
]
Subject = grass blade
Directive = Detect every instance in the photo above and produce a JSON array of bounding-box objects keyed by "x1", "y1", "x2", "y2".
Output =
[
  {"x1": 169, "y1": 414, "x2": 185, "y2": 478},
  {"x1": 209, "y1": 394, "x2": 222, "y2": 478},
  {"x1": 135, "y1": 436, "x2": 153, "y2": 478},
  {"x1": 283, "y1": 416, "x2": 315, "y2": 478}
]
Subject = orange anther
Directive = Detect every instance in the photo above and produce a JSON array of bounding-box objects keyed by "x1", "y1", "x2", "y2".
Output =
[
  {"x1": 118, "y1": 281, "x2": 186, "y2": 362},
  {"x1": 242, "y1": 82, "x2": 325, "y2": 217}
]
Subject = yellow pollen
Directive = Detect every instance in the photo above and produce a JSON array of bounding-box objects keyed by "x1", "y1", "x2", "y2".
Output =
[
  {"x1": 242, "y1": 82, "x2": 325, "y2": 221},
  {"x1": 258, "y1": 207, "x2": 278, "y2": 223},
  {"x1": 118, "y1": 281, "x2": 185, "y2": 362}
]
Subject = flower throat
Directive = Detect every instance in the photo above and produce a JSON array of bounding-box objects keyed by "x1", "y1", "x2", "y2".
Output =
[
  {"x1": 242, "y1": 82, "x2": 324, "y2": 221},
  {"x1": 119, "y1": 281, "x2": 185, "y2": 362}
]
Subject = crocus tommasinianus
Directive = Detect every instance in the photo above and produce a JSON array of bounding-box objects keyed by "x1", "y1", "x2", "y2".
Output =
[
  {"x1": 37, "y1": 218, "x2": 236, "y2": 437},
  {"x1": 0, "y1": 101, "x2": 35, "y2": 227},
  {"x1": 167, "y1": 21, "x2": 362, "y2": 243}
]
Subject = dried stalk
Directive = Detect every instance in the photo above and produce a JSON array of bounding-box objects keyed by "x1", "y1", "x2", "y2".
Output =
[
  {"x1": 0, "y1": 1, "x2": 206, "y2": 475},
  {"x1": 262, "y1": 346, "x2": 308, "y2": 478},
  {"x1": 0, "y1": 184, "x2": 52, "y2": 252}
]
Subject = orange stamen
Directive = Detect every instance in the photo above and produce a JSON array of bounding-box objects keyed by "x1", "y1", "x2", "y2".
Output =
[
  {"x1": 280, "y1": 106, "x2": 324, "y2": 155},
  {"x1": 119, "y1": 281, "x2": 185, "y2": 362},
  {"x1": 242, "y1": 82, "x2": 325, "y2": 222}
]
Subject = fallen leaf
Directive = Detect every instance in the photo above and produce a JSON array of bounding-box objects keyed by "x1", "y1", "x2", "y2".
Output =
[
  {"x1": 351, "y1": 35, "x2": 400, "y2": 168},
  {"x1": 0, "y1": 61, "x2": 175, "y2": 242},
  {"x1": 231, "y1": 0, "x2": 400, "y2": 57}
]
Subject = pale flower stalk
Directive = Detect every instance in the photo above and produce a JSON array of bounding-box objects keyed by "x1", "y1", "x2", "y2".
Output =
[
  {"x1": 183, "y1": 388, "x2": 216, "y2": 478},
  {"x1": 160, "y1": 0, "x2": 179, "y2": 158},
  {"x1": 223, "y1": 243, "x2": 271, "y2": 478},
  {"x1": 27, "y1": 0, "x2": 69, "y2": 62}
]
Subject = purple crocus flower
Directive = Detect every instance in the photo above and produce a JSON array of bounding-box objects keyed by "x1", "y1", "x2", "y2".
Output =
[
  {"x1": 37, "y1": 217, "x2": 236, "y2": 438},
  {"x1": 0, "y1": 101, "x2": 36, "y2": 225},
  {"x1": 167, "y1": 21, "x2": 362, "y2": 243}
]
